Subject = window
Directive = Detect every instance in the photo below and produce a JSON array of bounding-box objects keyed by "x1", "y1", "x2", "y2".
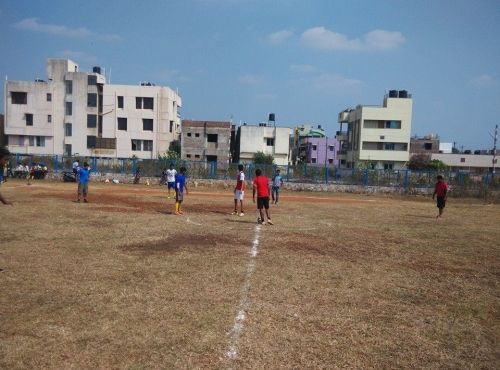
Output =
[
  {"x1": 195, "y1": 154, "x2": 201, "y2": 159},
  {"x1": 385, "y1": 121, "x2": 401, "y2": 129},
  {"x1": 87, "y1": 135, "x2": 97, "y2": 149},
  {"x1": 65, "y1": 123, "x2": 72, "y2": 136},
  {"x1": 460, "y1": 158, "x2": 466, "y2": 163},
  {"x1": 87, "y1": 114, "x2": 97, "y2": 128},
  {"x1": 131, "y1": 139, "x2": 142, "y2": 151},
  {"x1": 195, "y1": 133, "x2": 200, "y2": 137},
  {"x1": 384, "y1": 143, "x2": 395, "y2": 150},
  {"x1": 207, "y1": 134, "x2": 218, "y2": 143},
  {"x1": 312, "y1": 145, "x2": 317, "y2": 151},
  {"x1": 186, "y1": 154, "x2": 192, "y2": 158},
  {"x1": 48, "y1": 115, "x2": 52, "y2": 123},
  {"x1": 11, "y1": 92, "x2": 27, "y2": 104},
  {"x1": 187, "y1": 133, "x2": 192, "y2": 137},
  {"x1": 384, "y1": 163, "x2": 394, "y2": 170},
  {"x1": 29, "y1": 136, "x2": 35, "y2": 146},
  {"x1": 88, "y1": 75, "x2": 97, "y2": 85},
  {"x1": 143, "y1": 140, "x2": 153, "y2": 151},
  {"x1": 380, "y1": 135, "x2": 385, "y2": 140},
  {"x1": 65, "y1": 102, "x2": 72, "y2": 116},
  {"x1": 135, "y1": 97, "x2": 154, "y2": 110},
  {"x1": 26, "y1": 113, "x2": 33, "y2": 126},
  {"x1": 329, "y1": 146, "x2": 334, "y2": 151},
  {"x1": 96, "y1": 138, "x2": 116, "y2": 149},
  {"x1": 36, "y1": 136, "x2": 45, "y2": 147},
  {"x1": 87, "y1": 93, "x2": 97, "y2": 107},
  {"x1": 266, "y1": 138, "x2": 275, "y2": 146},
  {"x1": 143, "y1": 119, "x2": 153, "y2": 131},
  {"x1": 65, "y1": 80, "x2": 72, "y2": 95},
  {"x1": 118, "y1": 118, "x2": 127, "y2": 131},
  {"x1": 328, "y1": 158, "x2": 334, "y2": 164},
  {"x1": 46, "y1": 93, "x2": 52, "y2": 102},
  {"x1": 424, "y1": 143, "x2": 433, "y2": 150},
  {"x1": 65, "y1": 144, "x2": 72, "y2": 156},
  {"x1": 169, "y1": 121, "x2": 174, "y2": 133},
  {"x1": 311, "y1": 158, "x2": 317, "y2": 163},
  {"x1": 143, "y1": 97, "x2": 154, "y2": 110},
  {"x1": 117, "y1": 96, "x2": 124, "y2": 108}
]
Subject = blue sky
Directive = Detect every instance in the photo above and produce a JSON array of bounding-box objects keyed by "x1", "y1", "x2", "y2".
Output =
[{"x1": 1, "y1": 0, "x2": 499, "y2": 150}]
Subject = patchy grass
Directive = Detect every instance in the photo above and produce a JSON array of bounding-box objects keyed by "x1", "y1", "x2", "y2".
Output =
[{"x1": 0, "y1": 179, "x2": 498, "y2": 369}]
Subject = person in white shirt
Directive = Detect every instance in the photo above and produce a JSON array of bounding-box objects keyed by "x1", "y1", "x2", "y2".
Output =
[{"x1": 165, "y1": 164, "x2": 177, "y2": 199}]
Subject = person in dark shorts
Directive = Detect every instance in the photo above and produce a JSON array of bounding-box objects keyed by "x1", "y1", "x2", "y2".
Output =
[
  {"x1": 174, "y1": 167, "x2": 188, "y2": 215},
  {"x1": 432, "y1": 174, "x2": 448, "y2": 219},
  {"x1": 252, "y1": 168, "x2": 273, "y2": 225},
  {"x1": 77, "y1": 162, "x2": 91, "y2": 203}
]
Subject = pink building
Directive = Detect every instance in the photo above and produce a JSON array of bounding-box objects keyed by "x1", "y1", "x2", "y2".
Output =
[{"x1": 301, "y1": 137, "x2": 338, "y2": 166}]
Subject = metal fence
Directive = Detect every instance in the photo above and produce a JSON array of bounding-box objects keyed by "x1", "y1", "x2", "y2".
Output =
[{"x1": 8, "y1": 154, "x2": 499, "y2": 194}]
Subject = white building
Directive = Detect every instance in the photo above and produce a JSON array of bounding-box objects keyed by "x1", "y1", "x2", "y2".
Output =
[
  {"x1": 337, "y1": 90, "x2": 413, "y2": 170},
  {"x1": 431, "y1": 153, "x2": 497, "y2": 173},
  {"x1": 237, "y1": 123, "x2": 291, "y2": 165},
  {"x1": 3, "y1": 59, "x2": 182, "y2": 159}
]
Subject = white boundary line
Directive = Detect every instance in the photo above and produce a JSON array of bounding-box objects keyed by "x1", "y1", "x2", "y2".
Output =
[{"x1": 225, "y1": 224, "x2": 262, "y2": 360}]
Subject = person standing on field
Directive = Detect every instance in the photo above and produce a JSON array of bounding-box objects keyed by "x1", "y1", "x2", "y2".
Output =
[
  {"x1": 174, "y1": 167, "x2": 188, "y2": 215},
  {"x1": 271, "y1": 168, "x2": 284, "y2": 205},
  {"x1": 433, "y1": 174, "x2": 448, "y2": 219},
  {"x1": 252, "y1": 168, "x2": 273, "y2": 225},
  {"x1": 0, "y1": 148, "x2": 13, "y2": 205},
  {"x1": 166, "y1": 164, "x2": 177, "y2": 199},
  {"x1": 232, "y1": 164, "x2": 245, "y2": 216},
  {"x1": 77, "y1": 162, "x2": 91, "y2": 203}
]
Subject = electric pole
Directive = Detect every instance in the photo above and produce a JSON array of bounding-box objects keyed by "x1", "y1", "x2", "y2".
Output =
[{"x1": 492, "y1": 124, "x2": 498, "y2": 175}]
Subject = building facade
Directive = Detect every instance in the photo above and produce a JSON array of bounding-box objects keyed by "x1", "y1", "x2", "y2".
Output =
[
  {"x1": 410, "y1": 135, "x2": 440, "y2": 155},
  {"x1": 236, "y1": 124, "x2": 291, "y2": 165},
  {"x1": 337, "y1": 90, "x2": 412, "y2": 170},
  {"x1": 431, "y1": 153, "x2": 498, "y2": 173},
  {"x1": 301, "y1": 137, "x2": 338, "y2": 166},
  {"x1": 291, "y1": 124, "x2": 326, "y2": 164},
  {"x1": 3, "y1": 59, "x2": 182, "y2": 159},
  {"x1": 180, "y1": 120, "x2": 232, "y2": 162}
]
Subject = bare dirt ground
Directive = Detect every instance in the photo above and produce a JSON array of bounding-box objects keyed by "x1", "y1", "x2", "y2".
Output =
[{"x1": 1, "y1": 179, "x2": 499, "y2": 369}]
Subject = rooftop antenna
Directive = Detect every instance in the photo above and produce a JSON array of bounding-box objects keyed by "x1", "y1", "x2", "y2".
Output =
[{"x1": 490, "y1": 124, "x2": 498, "y2": 174}]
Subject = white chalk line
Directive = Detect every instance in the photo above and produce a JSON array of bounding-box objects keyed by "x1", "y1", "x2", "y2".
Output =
[
  {"x1": 186, "y1": 217, "x2": 202, "y2": 226},
  {"x1": 225, "y1": 224, "x2": 262, "y2": 361}
]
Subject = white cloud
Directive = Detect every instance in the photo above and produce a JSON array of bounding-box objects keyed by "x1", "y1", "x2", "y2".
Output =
[
  {"x1": 57, "y1": 50, "x2": 98, "y2": 64},
  {"x1": 13, "y1": 18, "x2": 121, "y2": 42},
  {"x1": 266, "y1": 29, "x2": 293, "y2": 44},
  {"x1": 238, "y1": 74, "x2": 265, "y2": 85},
  {"x1": 311, "y1": 73, "x2": 364, "y2": 91},
  {"x1": 470, "y1": 74, "x2": 497, "y2": 88},
  {"x1": 300, "y1": 27, "x2": 405, "y2": 51},
  {"x1": 289, "y1": 64, "x2": 316, "y2": 73}
]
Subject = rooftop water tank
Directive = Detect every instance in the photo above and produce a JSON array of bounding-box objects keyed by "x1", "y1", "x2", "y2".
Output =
[
  {"x1": 92, "y1": 66, "x2": 102, "y2": 74},
  {"x1": 398, "y1": 90, "x2": 408, "y2": 98},
  {"x1": 389, "y1": 90, "x2": 398, "y2": 98}
]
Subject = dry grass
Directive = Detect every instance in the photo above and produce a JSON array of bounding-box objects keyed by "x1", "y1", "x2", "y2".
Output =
[{"x1": 0, "y1": 179, "x2": 499, "y2": 369}]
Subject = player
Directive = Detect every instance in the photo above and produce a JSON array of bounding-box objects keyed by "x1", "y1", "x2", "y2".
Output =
[
  {"x1": 77, "y1": 162, "x2": 91, "y2": 203},
  {"x1": 0, "y1": 147, "x2": 13, "y2": 205},
  {"x1": 166, "y1": 164, "x2": 177, "y2": 199},
  {"x1": 432, "y1": 174, "x2": 448, "y2": 219},
  {"x1": 232, "y1": 164, "x2": 245, "y2": 216},
  {"x1": 271, "y1": 168, "x2": 284, "y2": 205},
  {"x1": 252, "y1": 168, "x2": 273, "y2": 225},
  {"x1": 174, "y1": 167, "x2": 188, "y2": 215}
]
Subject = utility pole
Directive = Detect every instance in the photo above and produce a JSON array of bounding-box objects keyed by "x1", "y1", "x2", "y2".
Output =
[{"x1": 492, "y1": 124, "x2": 498, "y2": 175}]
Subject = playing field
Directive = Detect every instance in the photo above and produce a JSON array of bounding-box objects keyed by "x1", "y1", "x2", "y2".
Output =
[{"x1": 1, "y1": 180, "x2": 499, "y2": 369}]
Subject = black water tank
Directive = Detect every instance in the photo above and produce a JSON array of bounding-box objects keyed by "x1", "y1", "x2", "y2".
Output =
[
  {"x1": 398, "y1": 90, "x2": 408, "y2": 98},
  {"x1": 268, "y1": 113, "x2": 275, "y2": 122},
  {"x1": 389, "y1": 90, "x2": 398, "y2": 98},
  {"x1": 93, "y1": 66, "x2": 102, "y2": 74}
]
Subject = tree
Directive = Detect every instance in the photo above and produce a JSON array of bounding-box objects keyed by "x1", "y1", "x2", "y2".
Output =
[
  {"x1": 408, "y1": 154, "x2": 430, "y2": 170},
  {"x1": 252, "y1": 151, "x2": 274, "y2": 165},
  {"x1": 427, "y1": 159, "x2": 447, "y2": 171}
]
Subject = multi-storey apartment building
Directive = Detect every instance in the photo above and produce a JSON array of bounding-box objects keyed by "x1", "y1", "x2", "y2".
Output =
[
  {"x1": 3, "y1": 59, "x2": 182, "y2": 159},
  {"x1": 410, "y1": 134, "x2": 440, "y2": 156},
  {"x1": 337, "y1": 90, "x2": 412, "y2": 170},
  {"x1": 236, "y1": 123, "x2": 291, "y2": 165},
  {"x1": 301, "y1": 137, "x2": 338, "y2": 166},
  {"x1": 180, "y1": 120, "x2": 232, "y2": 163}
]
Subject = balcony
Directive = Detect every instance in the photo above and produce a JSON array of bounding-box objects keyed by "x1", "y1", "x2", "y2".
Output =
[{"x1": 335, "y1": 131, "x2": 348, "y2": 141}]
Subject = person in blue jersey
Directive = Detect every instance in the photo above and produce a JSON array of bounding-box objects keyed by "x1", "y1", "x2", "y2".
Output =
[
  {"x1": 271, "y1": 169, "x2": 284, "y2": 205},
  {"x1": 77, "y1": 162, "x2": 91, "y2": 203},
  {"x1": 174, "y1": 167, "x2": 189, "y2": 215},
  {"x1": 0, "y1": 147, "x2": 13, "y2": 205}
]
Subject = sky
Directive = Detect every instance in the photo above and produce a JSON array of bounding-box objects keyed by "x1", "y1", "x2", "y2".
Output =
[{"x1": 0, "y1": 0, "x2": 499, "y2": 150}]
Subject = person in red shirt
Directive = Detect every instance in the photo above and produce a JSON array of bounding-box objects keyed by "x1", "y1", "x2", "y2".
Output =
[
  {"x1": 432, "y1": 175, "x2": 448, "y2": 219},
  {"x1": 252, "y1": 168, "x2": 273, "y2": 225}
]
